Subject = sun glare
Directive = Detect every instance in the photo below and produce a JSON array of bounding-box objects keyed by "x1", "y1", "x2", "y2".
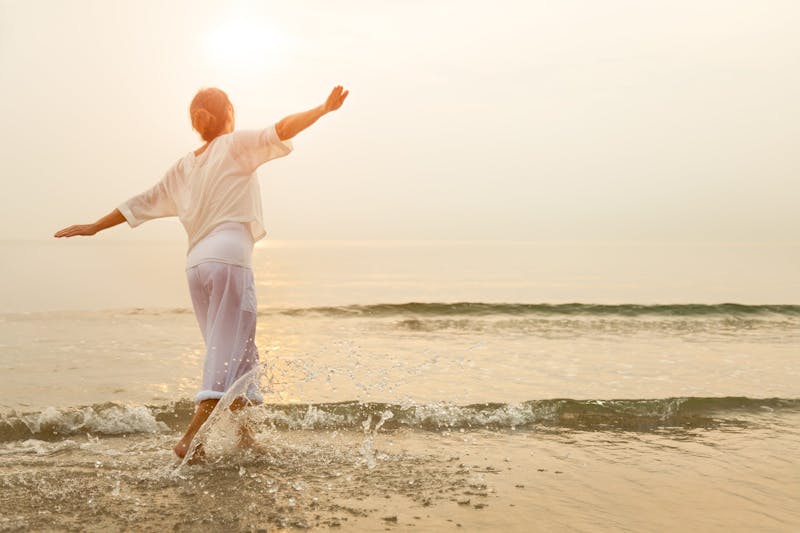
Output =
[{"x1": 204, "y1": 19, "x2": 288, "y2": 70}]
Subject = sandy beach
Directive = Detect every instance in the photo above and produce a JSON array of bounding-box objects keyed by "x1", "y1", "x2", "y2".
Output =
[
  {"x1": 1, "y1": 244, "x2": 798, "y2": 532},
  {"x1": 3, "y1": 413, "x2": 799, "y2": 532}
]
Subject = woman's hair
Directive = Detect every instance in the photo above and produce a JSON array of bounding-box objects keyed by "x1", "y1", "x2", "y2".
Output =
[{"x1": 189, "y1": 87, "x2": 233, "y2": 142}]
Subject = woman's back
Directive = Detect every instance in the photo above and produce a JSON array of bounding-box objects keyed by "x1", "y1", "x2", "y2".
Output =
[{"x1": 117, "y1": 124, "x2": 293, "y2": 251}]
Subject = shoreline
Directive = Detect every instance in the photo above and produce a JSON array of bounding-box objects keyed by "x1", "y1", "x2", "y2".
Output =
[{"x1": 2, "y1": 423, "x2": 798, "y2": 532}]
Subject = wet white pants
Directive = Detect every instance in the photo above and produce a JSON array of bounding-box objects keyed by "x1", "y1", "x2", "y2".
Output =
[{"x1": 186, "y1": 261, "x2": 264, "y2": 405}]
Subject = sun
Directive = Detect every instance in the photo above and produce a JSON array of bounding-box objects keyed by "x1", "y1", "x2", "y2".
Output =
[{"x1": 204, "y1": 18, "x2": 287, "y2": 70}]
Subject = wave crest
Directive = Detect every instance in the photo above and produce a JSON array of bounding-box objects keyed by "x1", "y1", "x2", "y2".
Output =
[
  {"x1": 278, "y1": 303, "x2": 800, "y2": 318},
  {"x1": 1, "y1": 397, "x2": 797, "y2": 443}
]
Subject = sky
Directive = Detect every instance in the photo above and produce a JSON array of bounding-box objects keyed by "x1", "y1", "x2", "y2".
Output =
[{"x1": 1, "y1": 0, "x2": 798, "y2": 243}]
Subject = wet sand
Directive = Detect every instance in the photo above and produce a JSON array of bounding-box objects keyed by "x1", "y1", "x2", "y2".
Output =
[
  {"x1": 1, "y1": 241, "x2": 798, "y2": 531},
  {"x1": 2, "y1": 415, "x2": 799, "y2": 532}
]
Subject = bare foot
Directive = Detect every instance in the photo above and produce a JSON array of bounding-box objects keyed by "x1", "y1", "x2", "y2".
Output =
[
  {"x1": 173, "y1": 439, "x2": 190, "y2": 459},
  {"x1": 238, "y1": 427, "x2": 267, "y2": 454},
  {"x1": 186, "y1": 443, "x2": 207, "y2": 465},
  {"x1": 174, "y1": 439, "x2": 207, "y2": 464}
]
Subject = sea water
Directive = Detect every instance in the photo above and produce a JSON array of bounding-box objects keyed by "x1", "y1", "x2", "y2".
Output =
[{"x1": 0, "y1": 240, "x2": 798, "y2": 531}]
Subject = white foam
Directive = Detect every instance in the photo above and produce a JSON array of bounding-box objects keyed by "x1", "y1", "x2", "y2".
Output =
[{"x1": 22, "y1": 404, "x2": 169, "y2": 437}]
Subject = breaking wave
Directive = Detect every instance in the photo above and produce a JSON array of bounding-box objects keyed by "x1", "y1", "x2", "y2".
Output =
[
  {"x1": 276, "y1": 303, "x2": 800, "y2": 318},
  {"x1": 1, "y1": 397, "x2": 797, "y2": 443}
]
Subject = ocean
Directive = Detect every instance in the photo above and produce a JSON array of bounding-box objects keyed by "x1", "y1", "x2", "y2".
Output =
[{"x1": 1, "y1": 240, "x2": 798, "y2": 531}]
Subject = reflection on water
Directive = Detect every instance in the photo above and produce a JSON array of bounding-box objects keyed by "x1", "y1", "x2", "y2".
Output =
[
  {"x1": 2, "y1": 306, "x2": 797, "y2": 411},
  {"x1": 1, "y1": 240, "x2": 798, "y2": 312},
  {"x1": 1, "y1": 240, "x2": 798, "y2": 531}
]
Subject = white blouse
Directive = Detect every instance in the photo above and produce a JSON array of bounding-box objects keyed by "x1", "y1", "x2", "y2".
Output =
[{"x1": 117, "y1": 124, "x2": 293, "y2": 253}]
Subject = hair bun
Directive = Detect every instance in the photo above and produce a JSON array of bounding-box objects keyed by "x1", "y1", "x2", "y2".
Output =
[
  {"x1": 189, "y1": 87, "x2": 232, "y2": 142},
  {"x1": 191, "y1": 108, "x2": 216, "y2": 137}
]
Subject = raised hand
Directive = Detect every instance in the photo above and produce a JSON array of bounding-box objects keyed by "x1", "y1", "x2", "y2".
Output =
[
  {"x1": 275, "y1": 86, "x2": 350, "y2": 140},
  {"x1": 322, "y1": 85, "x2": 349, "y2": 113},
  {"x1": 54, "y1": 224, "x2": 99, "y2": 238}
]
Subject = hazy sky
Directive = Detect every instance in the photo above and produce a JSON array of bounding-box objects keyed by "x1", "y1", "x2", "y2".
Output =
[{"x1": 1, "y1": 0, "x2": 798, "y2": 242}]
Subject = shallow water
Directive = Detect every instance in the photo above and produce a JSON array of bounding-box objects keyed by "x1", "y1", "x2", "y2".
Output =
[
  {"x1": 2, "y1": 303, "x2": 798, "y2": 411},
  {"x1": 1, "y1": 240, "x2": 798, "y2": 531},
  {"x1": 2, "y1": 411, "x2": 799, "y2": 531}
]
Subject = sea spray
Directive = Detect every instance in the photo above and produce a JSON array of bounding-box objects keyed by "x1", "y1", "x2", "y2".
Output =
[
  {"x1": 359, "y1": 410, "x2": 394, "y2": 469},
  {"x1": 0, "y1": 404, "x2": 169, "y2": 442},
  {"x1": 176, "y1": 363, "x2": 265, "y2": 470},
  {"x1": 3, "y1": 396, "x2": 799, "y2": 445}
]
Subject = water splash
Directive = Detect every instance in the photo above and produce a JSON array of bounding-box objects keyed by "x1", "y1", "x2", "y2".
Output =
[
  {"x1": 2, "y1": 396, "x2": 797, "y2": 445},
  {"x1": 359, "y1": 410, "x2": 394, "y2": 469}
]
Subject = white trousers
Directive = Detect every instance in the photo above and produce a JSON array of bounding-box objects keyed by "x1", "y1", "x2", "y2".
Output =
[{"x1": 186, "y1": 261, "x2": 264, "y2": 405}]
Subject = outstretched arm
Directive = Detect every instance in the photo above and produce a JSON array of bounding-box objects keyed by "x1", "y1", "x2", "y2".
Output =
[
  {"x1": 54, "y1": 208, "x2": 126, "y2": 238},
  {"x1": 275, "y1": 85, "x2": 349, "y2": 141}
]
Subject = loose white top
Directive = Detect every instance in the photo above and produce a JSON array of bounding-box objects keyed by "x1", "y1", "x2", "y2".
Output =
[{"x1": 117, "y1": 124, "x2": 293, "y2": 252}]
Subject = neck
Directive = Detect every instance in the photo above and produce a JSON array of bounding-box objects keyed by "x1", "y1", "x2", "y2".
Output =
[{"x1": 194, "y1": 142, "x2": 209, "y2": 157}]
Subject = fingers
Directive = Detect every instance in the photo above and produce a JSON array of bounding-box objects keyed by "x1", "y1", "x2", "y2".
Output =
[
  {"x1": 54, "y1": 225, "x2": 90, "y2": 238},
  {"x1": 54, "y1": 226, "x2": 74, "y2": 238},
  {"x1": 327, "y1": 86, "x2": 349, "y2": 109},
  {"x1": 330, "y1": 85, "x2": 348, "y2": 99},
  {"x1": 323, "y1": 85, "x2": 349, "y2": 112}
]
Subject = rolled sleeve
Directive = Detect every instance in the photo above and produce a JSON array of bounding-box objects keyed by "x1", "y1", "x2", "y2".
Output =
[
  {"x1": 117, "y1": 200, "x2": 142, "y2": 228},
  {"x1": 117, "y1": 164, "x2": 179, "y2": 227},
  {"x1": 265, "y1": 123, "x2": 294, "y2": 156},
  {"x1": 232, "y1": 124, "x2": 294, "y2": 173}
]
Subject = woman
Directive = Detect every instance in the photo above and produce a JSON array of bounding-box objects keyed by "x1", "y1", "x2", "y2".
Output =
[{"x1": 54, "y1": 85, "x2": 349, "y2": 461}]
